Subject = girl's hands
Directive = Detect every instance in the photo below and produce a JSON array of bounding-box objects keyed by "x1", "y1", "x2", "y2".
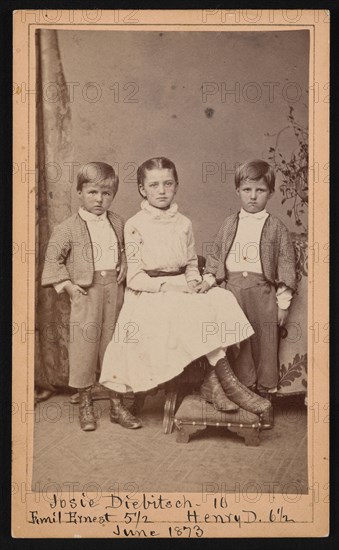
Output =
[
  {"x1": 64, "y1": 281, "x2": 87, "y2": 300},
  {"x1": 194, "y1": 281, "x2": 210, "y2": 294},
  {"x1": 187, "y1": 280, "x2": 200, "y2": 293}
]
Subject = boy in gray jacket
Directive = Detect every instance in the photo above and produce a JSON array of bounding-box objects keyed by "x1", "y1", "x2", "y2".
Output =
[{"x1": 42, "y1": 162, "x2": 140, "y2": 431}]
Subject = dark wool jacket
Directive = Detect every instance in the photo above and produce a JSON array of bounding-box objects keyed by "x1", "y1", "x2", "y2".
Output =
[
  {"x1": 204, "y1": 212, "x2": 297, "y2": 292},
  {"x1": 41, "y1": 210, "x2": 126, "y2": 288}
]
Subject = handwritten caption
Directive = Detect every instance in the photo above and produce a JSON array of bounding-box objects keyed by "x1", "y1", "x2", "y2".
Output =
[{"x1": 28, "y1": 492, "x2": 295, "y2": 537}]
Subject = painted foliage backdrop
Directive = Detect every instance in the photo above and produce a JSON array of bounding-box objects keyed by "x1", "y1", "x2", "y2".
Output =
[{"x1": 36, "y1": 29, "x2": 309, "y2": 396}]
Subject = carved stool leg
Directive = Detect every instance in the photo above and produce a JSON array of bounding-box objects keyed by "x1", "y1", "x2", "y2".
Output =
[
  {"x1": 228, "y1": 425, "x2": 260, "y2": 446},
  {"x1": 175, "y1": 424, "x2": 206, "y2": 443},
  {"x1": 163, "y1": 391, "x2": 178, "y2": 434},
  {"x1": 242, "y1": 427, "x2": 260, "y2": 446}
]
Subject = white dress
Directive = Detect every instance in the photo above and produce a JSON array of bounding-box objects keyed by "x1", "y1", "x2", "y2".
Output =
[{"x1": 100, "y1": 201, "x2": 254, "y2": 393}]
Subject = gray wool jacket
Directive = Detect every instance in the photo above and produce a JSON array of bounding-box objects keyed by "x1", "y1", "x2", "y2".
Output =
[
  {"x1": 41, "y1": 210, "x2": 126, "y2": 288},
  {"x1": 204, "y1": 212, "x2": 297, "y2": 292}
]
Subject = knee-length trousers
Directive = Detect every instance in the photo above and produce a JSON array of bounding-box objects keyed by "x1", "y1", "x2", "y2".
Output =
[
  {"x1": 68, "y1": 270, "x2": 124, "y2": 388},
  {"x1": 226, "y1": 271, "x2": 279, "y2": 390}
]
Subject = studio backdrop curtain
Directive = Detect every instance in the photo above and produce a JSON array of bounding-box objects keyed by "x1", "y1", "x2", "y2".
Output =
[
  {"x1": 34, "y1": 29, "x2": 307, "y2": 399},
  {"x1": 35, "y1": 29, "x2": 73, "y2": 392}
]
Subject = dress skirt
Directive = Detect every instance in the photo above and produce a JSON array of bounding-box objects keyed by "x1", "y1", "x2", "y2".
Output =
[{"x1": 100, "y1": 274, "x2": 254, "y2": 393}]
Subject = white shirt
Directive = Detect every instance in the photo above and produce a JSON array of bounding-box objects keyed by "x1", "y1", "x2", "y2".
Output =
[
  {"x1": 54, "y1": 207, "x2": 118, "y2": 293},
  {"x1": 226, "y1": 208, "x2": 269, "y2": 273},
  {"x1": 125, "y1": 201, "x2": 201, "y2": 293},
  {"x1": 204, "y1": 208, "x2": 292, "y2": 310}
]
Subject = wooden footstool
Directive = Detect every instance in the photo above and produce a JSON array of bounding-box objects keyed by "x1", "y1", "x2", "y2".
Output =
[{"x1": 174, "y1": 395, "x2": 261, "y2": 446}]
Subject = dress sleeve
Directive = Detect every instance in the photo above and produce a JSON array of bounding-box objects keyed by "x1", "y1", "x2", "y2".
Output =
[
  {"x1": 124, "y1": 222, "x2": 164, "y2": 293},
  {"x1": 185, "y1": 221, "x2": 202, "y2": 283}
]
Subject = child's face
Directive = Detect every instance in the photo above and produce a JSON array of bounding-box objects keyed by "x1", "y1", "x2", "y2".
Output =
[
  {"x1": 139, "y1": 168, "x2": 177, "y2": 210},
  {"x1": 236, "y1": 177, "x2": 272, "y2": 214},
  {"x1": 77, "y1": 179, "x2": 116, "y2": 216}
]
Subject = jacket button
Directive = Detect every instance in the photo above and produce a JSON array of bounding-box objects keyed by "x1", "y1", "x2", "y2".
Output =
[{"x1": 242, "y1": 271, "x2": 248, "y2": 278}]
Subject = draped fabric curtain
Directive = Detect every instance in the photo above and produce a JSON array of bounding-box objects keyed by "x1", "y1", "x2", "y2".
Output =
[
  {"x1": 277, "y1": 233, "x2": 308, "y2": 397},
  {"x1": 35, "y1": 30, "x2": 73, "y2": 396}
]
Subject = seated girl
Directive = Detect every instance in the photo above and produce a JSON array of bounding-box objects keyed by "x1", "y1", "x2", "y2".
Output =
[{"x1": 99, "y1": 157, "x2": 271, "y2": 429}]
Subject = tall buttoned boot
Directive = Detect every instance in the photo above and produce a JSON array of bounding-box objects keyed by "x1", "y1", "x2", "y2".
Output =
[
  {"x1": 109, "y1": 391, "x2": 142, "y2": 429},
  {"x1": 215, "y1": 357, "x2": 273, "y2": 429},
  {"x1": 78, "y1": 386, "x2": 97, "y2": 431},
  {"x1": 200, "y1": 365, "x2": 239, "y2": 411}
]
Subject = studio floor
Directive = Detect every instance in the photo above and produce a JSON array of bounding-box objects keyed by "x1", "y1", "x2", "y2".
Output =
[{"x1": 32, "y1": 391, "x2": 308, "y2": 495}]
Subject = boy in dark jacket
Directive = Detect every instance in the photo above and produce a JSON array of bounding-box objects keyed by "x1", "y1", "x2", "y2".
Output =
[{"x1": 199, "y1": 159, "x2": 297, "y2": 401}]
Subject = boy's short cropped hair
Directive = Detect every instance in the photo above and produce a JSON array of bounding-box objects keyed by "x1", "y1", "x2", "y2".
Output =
[
  {"x1": 235, "y1": 159, "x2": 275, "y2": 192},
  {"x1": 77, "y1": 162, "x2": 119, "y2": 192}
]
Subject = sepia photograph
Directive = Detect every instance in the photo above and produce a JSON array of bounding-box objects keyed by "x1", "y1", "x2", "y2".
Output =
[{"x1": 12, "y1": 10, "x2": 329, "y2": 538}]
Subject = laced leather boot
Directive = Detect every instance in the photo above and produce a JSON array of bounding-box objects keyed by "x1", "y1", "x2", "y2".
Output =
[
  {"x1": 200, "y1": 365, "x2": 239, "y2": 411},
  {"x1": 78, "y1": 387, "x2": 97, "y2": 431},
  {"x1": 214, "y1": 357, "x2": 273, "y2": 428},
  {"x1": 109, "y1": 392, "x2": 142, "y2": 429}
]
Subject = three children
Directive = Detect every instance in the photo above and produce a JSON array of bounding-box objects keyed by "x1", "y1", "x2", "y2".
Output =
[
  {"x1": 42, "y1": 157, "x2": 296, "y2": 433},
  {"x1": 99, "y1": 157, "x2": 271, "y2": 426}
]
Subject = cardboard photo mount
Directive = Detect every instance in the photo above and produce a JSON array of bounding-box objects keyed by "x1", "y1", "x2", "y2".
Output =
[{"x1": 12, "y1": 9, "x2": 329, "y2": 538}]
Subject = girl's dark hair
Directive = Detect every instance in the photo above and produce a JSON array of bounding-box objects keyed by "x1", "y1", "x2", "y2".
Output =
[
  {"x1": 77, "y1": 162, "x2": 119, "y2": 191},
  {"x1": 235, "y1": 159, "x2": 275, "y2": 192},
  {"x1": 137, "y1": 157, "x2": 179, "y2": 195}
]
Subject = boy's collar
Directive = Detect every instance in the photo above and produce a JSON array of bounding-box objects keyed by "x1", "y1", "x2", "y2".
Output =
[
  {"x1": 239, "y1": 208, "x2": 269, "y2": 220},
  {"x1": 78, "y1": 207, "x2": 108, "y2": 222}
]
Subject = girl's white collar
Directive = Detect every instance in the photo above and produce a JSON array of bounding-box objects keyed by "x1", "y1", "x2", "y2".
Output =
[{"x1": 141, "y1": 200, "x2": 178, "y2": 219}]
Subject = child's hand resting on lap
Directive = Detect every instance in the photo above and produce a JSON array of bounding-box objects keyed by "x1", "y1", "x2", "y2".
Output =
[
  {"x1": 187, "y1": 280, "x2": 200, "y2": 293},
  {"x1": 194, "y1": 280, "x2": 211, "y2": 294}
]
